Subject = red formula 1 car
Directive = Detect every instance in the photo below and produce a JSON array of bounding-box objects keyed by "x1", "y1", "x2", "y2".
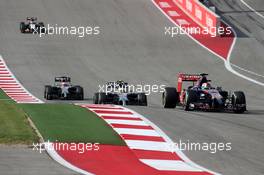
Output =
[{"x1": 162, "y1": 73, "x2": 246, "y2": 113}]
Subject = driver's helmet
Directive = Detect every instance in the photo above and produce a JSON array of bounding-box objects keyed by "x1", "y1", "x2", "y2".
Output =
[
  {"x1": 116, "y1": 80, "x2": 128, "y2": 92},
  {"x1": 28, "y1": 17, "x2": 36, "y2": 23},
  {"x1": 201, "y1": 83, "x2": 211, "y2": 90},
  {"x1": 116, "y1": 80, "x2": 125, "y2": 87},
  {"x1": 116, "y1": 80, "x2": 124, "y2": 84},
  {"x1": 61, "y1": 82, "x2": 69, "y2": 87}
]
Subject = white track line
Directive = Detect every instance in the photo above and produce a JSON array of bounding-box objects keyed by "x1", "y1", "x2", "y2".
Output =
[
  {"x1": 101, "y1": 114, "x2": 140, "y2": 118},
  {"x1": 225, "y1": 26, "x2": 264, "y2": 86},
  {"x1": 89, "y1": 108, "x2": 125, "y2": 112},
  {"x1": 225, "y1": 61, "x2": 264, "y2": 86},
  {"x1": 168, "y1": 10, "x2": 180, "y2": 17},
  {"x1": 105, "y1": 119, "x2": 148, "y2": 126},
  {"x1": 176, "y1": 19, "x2": 190, "y2": 25},
  {"x1": 159, "y1": 2, "x2": 171, "y2": 8},
  {"x1": 240, "y1": 0, "x2": 264, "y2": 19},
  {"x1": 125, "y1": 140, "x2": 171, "y2": 152},
  {"x1": 140, "y1": 159, "x2": 203, "y2": 171},
  {"x1": 115, "y1": 128, "x2": 160, "y2": 136},
  {"x1": 231, "y1": 63, "x2": 264, "y2": 79},
  {"x1": 95, "y1": 113, "x2": 135, "y2": 117}
]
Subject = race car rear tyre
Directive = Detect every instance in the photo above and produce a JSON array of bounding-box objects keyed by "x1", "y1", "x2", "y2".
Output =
[
  {"x1": 138, "y1": 93, "x2": 147, "y2": 106},
  {"x1": 232, "y1": 91, "x2": 246, "y2": 113},
  {"x1": 98, "y1": 92, "x2": 107, "y2": 104},
  {"x1": 20, "y1": 22, "x2": 26, "y2": 33},
  {"x1": 162, "y1": 87, "x2": 179, "y2": 108},
  {"x1": 44, "y1": 86, "x2": 48, "y2": 98},
  {"x1": 75, "y1": 86, "x2": 84, "y2": 100},
  {"x1": 184, "y1": 90, "x2": 197, "y2": 111},
  {"x1": 44, "y1": 85, "x2": 53, "y2": 100}
]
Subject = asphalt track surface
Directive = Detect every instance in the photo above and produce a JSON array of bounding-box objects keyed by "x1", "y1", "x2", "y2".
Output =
[
  {"x1": 0, "y1": 145, "x2": 77, "y2": 175},
  {"x1": 0, "y1": 0, "x2": 263, "y2": 175},
  {"x1": 214, "y1": 0, "x2": 264, "y2": 82}
]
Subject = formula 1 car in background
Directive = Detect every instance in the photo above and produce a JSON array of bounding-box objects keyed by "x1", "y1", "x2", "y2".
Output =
[
  {"x1": 44, "y1": 76, "x2": 84, "y2": 100},
  {"x1": 20, "y1": 17, "x2": 45, "y2": 33},
  {"x1": 162, "y1": 73, "x2": 246, "y2": 113},
  {"x1": 93, "y1": 80, "x2": 147, "y2": 106}
]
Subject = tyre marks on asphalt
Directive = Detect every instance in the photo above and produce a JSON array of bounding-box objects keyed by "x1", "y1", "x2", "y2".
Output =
[
  {"x1": 0, "y1": 56, "x2": 43, "y2": 103},
  {"x1": 52, "y1": 104, "x2": 216, "y2": 175},
  {"x1": 153, "y1": 0, "x2": 235, "y2": 60}
]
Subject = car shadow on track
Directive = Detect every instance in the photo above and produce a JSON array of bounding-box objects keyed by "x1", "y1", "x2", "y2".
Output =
[
  {"x1": 44, "y1": 97, "x2": 94, "y2": 104},
  {"x1": 245, "y1": 110, "x2": 264, "y2": 116}
]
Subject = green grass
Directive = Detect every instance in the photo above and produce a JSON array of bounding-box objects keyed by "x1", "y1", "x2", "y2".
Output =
[
  {"x1": 0, "y1": 89, "x2": 125, "y2": 145},
  {"x1": 0, "y1": 90, "x2": 38, "y2": 144},
  {"x1": 20, "y1": 103, "x2": 125, "y2": 145},
  {"x1": 0, "y1": 89, "x2": 14, "y2": 104}
]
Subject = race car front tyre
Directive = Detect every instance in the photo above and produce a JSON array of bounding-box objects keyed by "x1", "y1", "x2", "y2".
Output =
[
  {"x1": 184, "y1": 90, "x2": 197, "y2": 111},
  {"x1": 162, "y1": 87, "x2": 179, "y2": 108},
  {"x1": 232, "y1": 91, "x2": 246, "y2": 113},
  {"x1": 98, "y1": 92, "x2": 107, "y2": 104},
  {"x1": 44, "y1": 85, "x2": 53, "y2": 100},
  {"x1": 138, "y1": 93, "x2": 147, "y2": 106},
  {"x1": 20, "y1": 22, "x2": 26, "y2": 33}
]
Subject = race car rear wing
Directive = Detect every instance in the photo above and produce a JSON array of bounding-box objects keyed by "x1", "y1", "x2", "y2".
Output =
[
  {"x1": 26, "y1": 17, "x2": 37, "y2": 21},
  {"x1": 177, "y1": 73, "x2": 208, "y2": 92},
  {"x1": 55, "y1": 76, "x2": 71, "y2": 83}
]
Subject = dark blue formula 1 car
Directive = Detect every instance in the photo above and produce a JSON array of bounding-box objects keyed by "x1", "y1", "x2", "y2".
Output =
[{"x1": 162, "y1": 73, "x2": 246, "y2": 113}]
